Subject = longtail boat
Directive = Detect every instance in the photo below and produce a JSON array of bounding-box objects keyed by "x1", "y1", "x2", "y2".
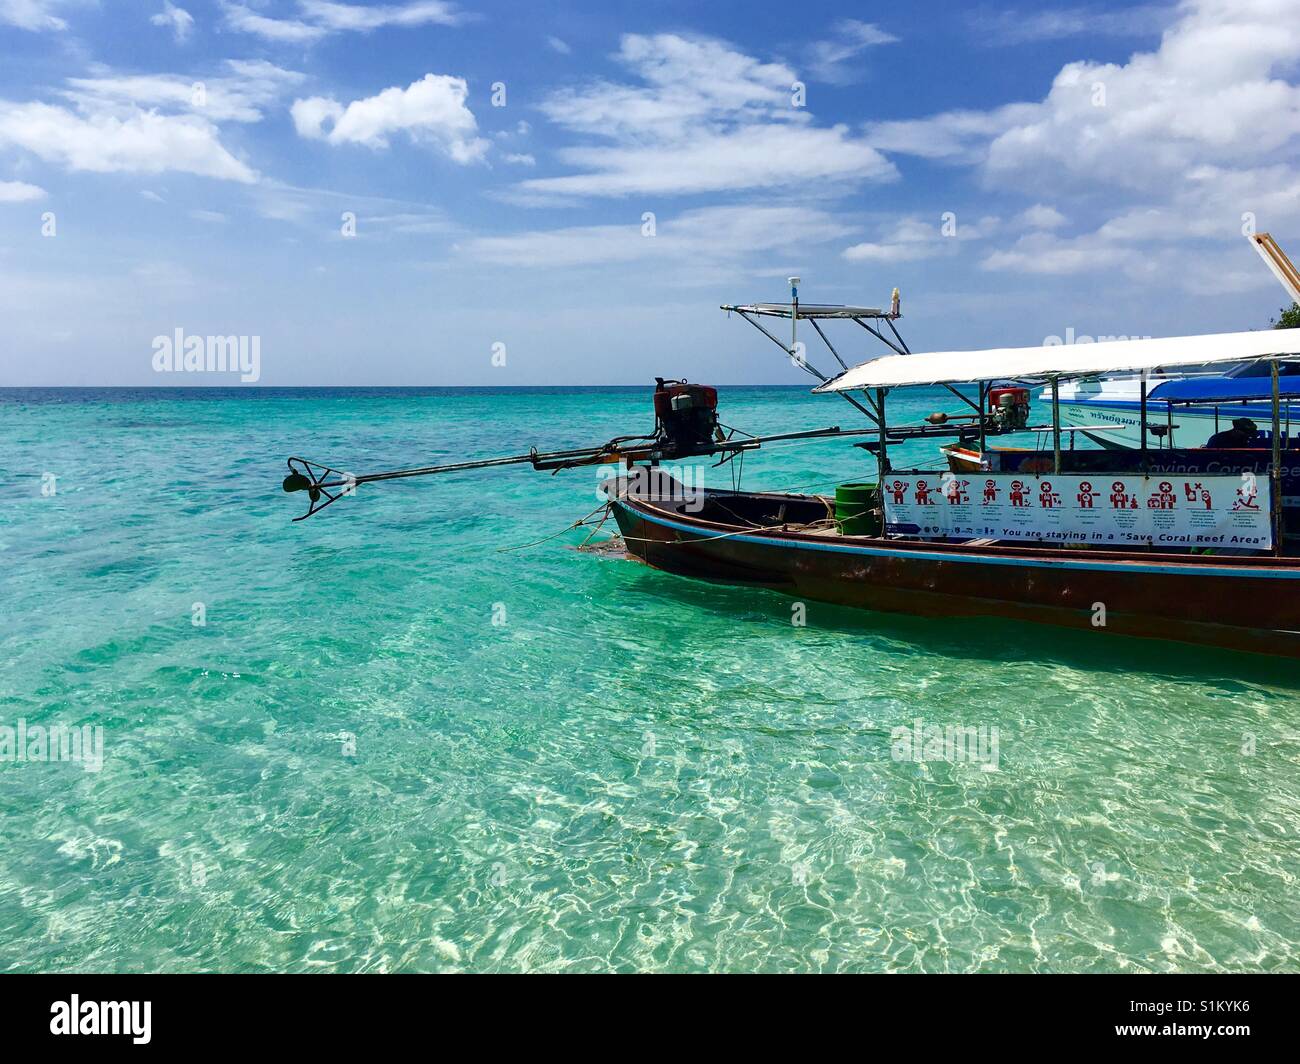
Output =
[{"x1": 281, "y1": 283, "x2": 1300, "y2": 658}]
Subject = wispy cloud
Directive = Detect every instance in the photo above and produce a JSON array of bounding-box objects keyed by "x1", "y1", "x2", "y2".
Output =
[
  {"x1": 0, "y1": 101, "x2": 256, "y2": 181},
  {"x1": 518, "y1": 33, "x2": 896, "y2": 201},
  {"x1": 246, "y1": 179, "x2": 450, "y2": 232},
  {"x1": 0, "y1": 0, "x2": 76, "y2": 32},
  {"x1": 0, "y1": 59, "x2": 305, "y2": 185},
  {"x1": 300, "y1": 0, "x2": 463, "y2": 30},
  {"x1": 805, "y1": 19, "x2": 899, "y2": 84},
  {"x1": 984, "y1": 162, "x2": 1300, "y2": 292},
  {"x1": 843, "y1": 214, "x2": 999, "y2": 262},
  {"x1": 460, "y1": 204, "x2": 853, "y2": 267},
  {"x1": 221, "y1": 3, "x2": 326, "y2": 42},
  {"x1": 222, "y1": 0, "x2": 465, "y2": 43},
  {"x1": 968, "y1": 3, "x2": 1174, "y2": 45},
  {"x1": 981, "y1": 229, "x2": 1136, "y2": 275},
  {"x1": 64, "y1": 61, "x2": 305, "y2": 124},
  {"x1": 0, "y1": 178, "x2": 46, "y2": 201},
  {"x1": 1015, "y1": 204, "x2": 1068, "y2": 230},
  {"x1": 865, "y1": 104, "x2": 1035, "y2": 162},
  {"x1": 150, "y1": 1, "x2": 194, "y2": 42}
]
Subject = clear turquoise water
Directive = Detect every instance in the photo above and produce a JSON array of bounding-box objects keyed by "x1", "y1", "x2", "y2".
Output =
[{"x1": 1, "y1": 386, "x2": 1297, "y2": 973}]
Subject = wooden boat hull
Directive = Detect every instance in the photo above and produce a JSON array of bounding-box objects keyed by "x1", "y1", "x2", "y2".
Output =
[{"x1": 605, "y1": 475, "x2": 1300, "y2": 658}]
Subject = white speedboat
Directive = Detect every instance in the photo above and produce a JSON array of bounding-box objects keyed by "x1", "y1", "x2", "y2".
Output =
[
  {"x1": 1054, "y1": 362, "x2": 1300, "y2": 448},
  {"x1": 1056, "y1": 232, "x2": 1300, "y2": 449}
]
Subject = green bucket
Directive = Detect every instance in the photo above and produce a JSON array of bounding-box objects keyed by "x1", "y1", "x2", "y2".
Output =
[{"x1": 835, "y1": 482, "x2": 881, "y2": 536}]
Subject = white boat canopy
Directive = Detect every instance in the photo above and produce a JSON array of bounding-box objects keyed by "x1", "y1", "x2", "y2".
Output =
[{"x1": 813, "y1": 328, "x2": 1300, "y2": 392}]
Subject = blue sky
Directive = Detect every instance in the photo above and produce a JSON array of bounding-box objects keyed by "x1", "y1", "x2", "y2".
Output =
[{"x1": 1, "y1": 0, "x2": 1298, "y2": 385}]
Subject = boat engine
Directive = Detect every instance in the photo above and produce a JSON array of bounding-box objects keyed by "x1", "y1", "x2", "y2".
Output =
[
  {"x1": 653, "y1": 378, "x2": 721, "y2": 457},
  {"x1": 989, "y1": 386, "x2": 1030, "y2": 432}
]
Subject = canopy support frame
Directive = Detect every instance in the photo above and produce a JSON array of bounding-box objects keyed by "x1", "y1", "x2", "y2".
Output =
[
  {"x1": 853, "y1": 318, "x2": 908, "y2": 357},
  {"x1": 876, "y1": 388, "x2": 889, "y2": 487},
  {"x1": 809, "y1": 318, "x2": 849, "y2": 371},
  {"x1": 1273, "y1": 358, "x2": 1283, "y2": 557},
  {"x1": 1050, "y1": 376, "x2": 1062, "y2": 474},
  {"x1": 733, "y1": 309, "x2": 884, "y2": 424},
  {"x1": 1140, "y1": 371, "x2": 1149, "y2": 454}
]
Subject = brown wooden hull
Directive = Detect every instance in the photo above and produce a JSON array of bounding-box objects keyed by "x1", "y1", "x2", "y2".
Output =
[{"x1": 605, "y1": 478, "x2": 1300, "y2": 658}]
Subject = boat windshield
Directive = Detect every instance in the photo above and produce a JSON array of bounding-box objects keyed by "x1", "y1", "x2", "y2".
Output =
[{"x1": 1227, "y1": 360, "x2": 1300, "y2": 378}]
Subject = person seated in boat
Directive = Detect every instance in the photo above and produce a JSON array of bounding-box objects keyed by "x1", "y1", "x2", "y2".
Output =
[{"x1": 1206, "y1": 418, "x2": 1262, "y2": 448}]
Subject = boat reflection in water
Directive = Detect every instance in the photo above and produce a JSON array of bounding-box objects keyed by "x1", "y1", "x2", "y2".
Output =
[{"x1": 604, "y1": 465, "x2": 1300, "y2": 659}]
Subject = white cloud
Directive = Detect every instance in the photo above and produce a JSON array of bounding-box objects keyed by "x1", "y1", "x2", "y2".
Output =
[
  {"x1": 361, "y1": 210, "x2": 452, "y2": 235},
  {"x1": 151, "y1": 2, "x2": 194, "y2": 42},
  {"x1": 522, "y1": 33, "x2": 896, "y2": 200},
  {"x1": 805, "y1": 19, "x2": 899, "y2": 84},
  {"x1": 0, "y1": 101, "x2": 256, "y2": 181},
  {"x1": 223, "y1": 0, "x2": 463, "y2": 41},
  {"x1": 522, "y1": 124, "x2": 894, "y2": 199},
  {"x1": 292, "y1": 73, "x2": 487, "y2": 162},
  {"x1": 502, "y1": 152, "x2": 535, "y2": 166},
  {"x1": 243, "y1": 179, "x2": 452, "y2": 231},
  {"x1": 979, "y1": 169, "x2": 1300, "y2": 294},
  {"x1": 969, "y1": 3, "x2": 1174, "y2": 45},
  {"x1": 979, "y1": 231, "x2": 1269, "y2": 297},
  {"x1": 540, "y1": 34, "x2": 798, "y2": 141},
  {"x1": 1015, "y1": 204, "x2": 1068, "y2": 230},
  {"x1": 65, "y1": 61, "x2": 305, "y2": 124},
  {"x1": 546, "y1": 35, "x2": 571, "y2": 55},
  {"x1": 460, "y1": 204, "x2": 853, "y2": 268},
  {"x1": 300, "y1": 0, "x2": 462, "y2": 29},
  {"x1": 859, "y1": 0, "x2": 1300, "y2": 300},
  {"x1": 252, "y1": 185, "x2": 318, "y2": 223},
  {"x1": 0, "y1": 1, "x2": 73, "y2": 31},
  {"x1": 865, "y1": 104, "x2": 1036, "y2": 162},
  {"x1": 842, "y1": 240, "x2": 936, "y2": 264},
  {"x1": 0, "y1": 179, "x2": 45, "y2": 201},
  {"x1": 843, "y1": 214, "x2": 999, "y2": 262},
  {"x1": 981, "y1": 230, "x2": 1133, "y2": 275},
  {"x1": 289, "y1": 96, "x2": 339, "y2": 139},
  {"x1": 870, "y1": 0, "x2": 1300, "y2": 194},
  {"x1": 222, "y1": 2, "x2": 327, "y2": 41},
  {"x1": 2, "y1": 59, "x2": 299, "y2": 186}
]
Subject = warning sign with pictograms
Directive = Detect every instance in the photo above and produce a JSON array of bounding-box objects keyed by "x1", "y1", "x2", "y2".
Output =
[{"x1": 882, "y1": 473, "x2": 1272, "y2": 548}]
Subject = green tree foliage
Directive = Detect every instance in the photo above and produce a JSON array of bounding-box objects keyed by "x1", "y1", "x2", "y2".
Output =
[{"x1": 1271, "y1": 302, "x2": 1300, "y2": 329}]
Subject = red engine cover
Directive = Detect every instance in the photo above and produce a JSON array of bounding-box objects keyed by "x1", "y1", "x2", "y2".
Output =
[
  {"x1": 988, "y1": 386, "x2": 1029, "y2": 412},
  {"x1": 653, "y1": 383, "x2": 718, "y2": 420}
]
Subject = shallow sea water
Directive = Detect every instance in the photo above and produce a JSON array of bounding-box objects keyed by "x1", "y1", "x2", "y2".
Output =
[{"x1": 0, "y1": 386, "x2": 1297, "y2": 972}]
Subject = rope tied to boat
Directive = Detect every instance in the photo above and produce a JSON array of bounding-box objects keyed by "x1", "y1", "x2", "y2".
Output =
[{"x1": 495, "y1": 503, "x2": 612, "y2": 554}]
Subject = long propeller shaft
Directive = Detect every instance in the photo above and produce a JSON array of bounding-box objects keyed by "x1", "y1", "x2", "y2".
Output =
[{"x1": 282, "y1": 424, "x2": 876, "y2": 521}]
